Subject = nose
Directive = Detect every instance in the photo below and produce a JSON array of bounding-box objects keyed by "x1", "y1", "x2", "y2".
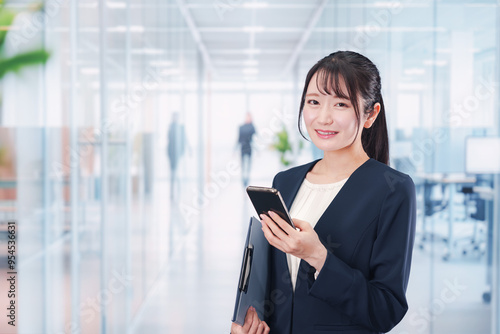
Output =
[{"x1": 317, "y1": 105, "x2": 333, "y2": 125}]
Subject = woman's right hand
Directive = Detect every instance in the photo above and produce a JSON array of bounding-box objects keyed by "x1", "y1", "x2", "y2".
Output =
[{"x1": 231, "y1": 306, "x2": 270, "y2": 334}]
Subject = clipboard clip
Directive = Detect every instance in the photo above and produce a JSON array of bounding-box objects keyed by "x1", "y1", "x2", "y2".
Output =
[{"x1": 238, "y1": 244, "x2": 254, "y2": 293}]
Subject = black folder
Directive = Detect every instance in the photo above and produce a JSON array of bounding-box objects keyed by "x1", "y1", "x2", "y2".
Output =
[{"x1": 232, "y1": 216, "x2": 271, "y2": 326}]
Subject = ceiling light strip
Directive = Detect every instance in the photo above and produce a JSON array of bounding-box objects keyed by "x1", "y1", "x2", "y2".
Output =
[
  {"x1": 175, "y1": 0, "x2": 216, "y2": 75},
  {"x1": 281, "y1": 0, "x2": 329, "y2": 78}
]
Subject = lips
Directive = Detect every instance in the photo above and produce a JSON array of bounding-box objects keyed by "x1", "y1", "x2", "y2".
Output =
[{"x1": 315, "y1": 129, "x2": 338, "y2": 138}]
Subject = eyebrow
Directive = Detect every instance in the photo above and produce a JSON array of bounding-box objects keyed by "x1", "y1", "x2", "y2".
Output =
[{"x1": 306, "y1": 92, "x2": 349, "y2": 99}]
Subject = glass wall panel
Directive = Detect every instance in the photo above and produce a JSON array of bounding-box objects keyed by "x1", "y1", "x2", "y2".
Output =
[
  {"x1": 299, "y1": 1, "x2": 498, "y2": 333},
  {"x1": 0, "y1": 0, "x2": 201, "y2": 333}
]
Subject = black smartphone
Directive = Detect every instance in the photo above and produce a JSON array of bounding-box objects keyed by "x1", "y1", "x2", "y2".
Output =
[{"x1": 246, "y1": 186, "x2": 296, "y2": 229}]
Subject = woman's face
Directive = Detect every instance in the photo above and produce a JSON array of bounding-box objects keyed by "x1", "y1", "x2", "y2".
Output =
[{"x1": 303, "y1": 72, "x2": 367, "y2": 153}]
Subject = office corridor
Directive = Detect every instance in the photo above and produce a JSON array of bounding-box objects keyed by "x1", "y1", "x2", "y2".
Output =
[{"x1": 1, "y1": 1, "x2": 500, "y2": 333}]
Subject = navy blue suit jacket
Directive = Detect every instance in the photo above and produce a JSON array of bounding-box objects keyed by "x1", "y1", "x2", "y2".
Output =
[{"x1": 264, "y1": 158, "x2": 416, "y2": 334}]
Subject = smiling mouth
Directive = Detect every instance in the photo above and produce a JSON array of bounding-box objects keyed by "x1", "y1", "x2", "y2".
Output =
[{"x1": 316, "y1": 130, "x2": 338, "y2": 136}]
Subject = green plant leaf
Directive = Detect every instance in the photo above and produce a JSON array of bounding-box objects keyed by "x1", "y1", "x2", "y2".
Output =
[
  {"x1": 0, "y1": 49, "x2": 50, "y2": 79},
  {"x1": 0, "y1": 6, "x2": 17, "y2": 50},
  {"x1": 280, "y1": 155, "x2": 290, "y2": 166},
  {"x1": 272, "y1": 128, "x2": 292, "y2": 154}
]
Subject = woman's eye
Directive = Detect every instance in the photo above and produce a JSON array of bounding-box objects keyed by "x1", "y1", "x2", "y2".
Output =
[
  {"x1": 307, "y1": 99, "x2": 319, "y2": 105},
  {"x1": 335, "y1": 102, "x2": 349, "y2": 107}
]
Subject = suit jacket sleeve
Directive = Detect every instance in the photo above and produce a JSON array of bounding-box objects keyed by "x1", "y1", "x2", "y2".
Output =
[{"x1": 306, "y1": 175, "x2": 416, "y2": 332}]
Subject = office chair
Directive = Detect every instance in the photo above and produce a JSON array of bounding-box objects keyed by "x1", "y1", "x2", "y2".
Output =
[
  {"x1": 454, "y1": 186, "x2": 486, "y2": 258},
  {"x1": 417, "y1": 181, "x2": 449, "y2": 250}
]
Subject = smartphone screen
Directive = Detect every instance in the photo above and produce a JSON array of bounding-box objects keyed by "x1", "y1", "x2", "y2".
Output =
[{"x1": 246, "y1": 186, "x2": 295, "y2": 229}]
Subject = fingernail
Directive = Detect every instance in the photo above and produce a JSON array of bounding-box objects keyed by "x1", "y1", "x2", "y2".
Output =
[
  {"x1": 259, "y1": 214, "x2": 265, "y2": 220},
  {"x1": 268, "y1": 211, "x2": 274, "y2": 216}
]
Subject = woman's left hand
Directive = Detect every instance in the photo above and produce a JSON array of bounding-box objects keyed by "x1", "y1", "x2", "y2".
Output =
[{"x1": 260, "y1": 211, "x2": 327, "y2": 272}]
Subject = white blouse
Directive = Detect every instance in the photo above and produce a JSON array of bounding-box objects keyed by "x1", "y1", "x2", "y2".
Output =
[{"x1": 287, "y1": 177, "x2": 348, "y2": 291}]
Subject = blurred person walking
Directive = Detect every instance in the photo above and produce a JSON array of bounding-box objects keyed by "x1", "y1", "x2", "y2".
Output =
[
  {"x1": 237, "y1": 112, "x2": 256, "y2": 187},
  {"x1": 167, "y1": 112, "x2": 186, "y2": 201}
]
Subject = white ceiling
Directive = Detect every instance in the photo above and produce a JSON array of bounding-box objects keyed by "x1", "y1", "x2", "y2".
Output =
[
  {"x1": 7, "y1": 0, "x2": 495, "y2": 84},
  {"x1": 178, "y1": 0, "x2": 497, "y2": 82},
  {"x1": 182, "y1": 0, "x2": 327, "y2": 81}
]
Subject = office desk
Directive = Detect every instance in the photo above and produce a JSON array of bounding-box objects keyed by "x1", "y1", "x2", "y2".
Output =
[{"x1": 418, "y1": 173, "x2": 477, "y2": 260}]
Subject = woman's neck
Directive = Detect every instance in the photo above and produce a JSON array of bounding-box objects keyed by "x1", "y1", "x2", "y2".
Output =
[{"x1": 307, "y1": 148, "x2": 369, "y2": 184}]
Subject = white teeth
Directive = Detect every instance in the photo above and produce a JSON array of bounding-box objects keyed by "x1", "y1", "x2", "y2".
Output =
[{"x1": 317, "y1": 130, "x2": 337, "y2": 135}]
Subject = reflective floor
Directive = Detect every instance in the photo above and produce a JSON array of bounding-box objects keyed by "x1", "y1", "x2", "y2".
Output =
[
  {"x1": 0, "y1": 150, "x2": 491, "y2": 333},
  {"x1": 130, "y1": 151, "x2": 492, "y2": 334}
]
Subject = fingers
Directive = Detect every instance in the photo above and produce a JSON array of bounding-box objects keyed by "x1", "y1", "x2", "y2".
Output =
[
  {"x1": 261, "y1": 321, "x2": 270, "y2": 334},
  {"x1": 247, "y1": 307, "x2": 261, "y2": 333},
  {"x1": 260, "y1": 214, "x2": 288, "y2": 251},
  {"x1": 231, "y1": 322, "x2": 242, "y2": 334},
  {"x1": 233, "y1": 307, "x2": 268, "y2": 334},
  {"x1": 260, "y1": 212, "x2": 293, "y2": 240},
  {"x1": 248, "y1": 310, "x2": 269, "y2": 334},
  {"x1": 253, "y1": 321, "x2": 267, "y2": 334},
  {"x1": 242, "y1": 306, "x2": 257, "y2": 332},
  {"x1": 268, "y1": 211, "x2": 295, "y2": 234},
  {"x1": 291, "y1": 218, "x2": 311, "y2": 231},
  {"x1": 231, "y1": 320, "x2": 269, "y2": 334}
]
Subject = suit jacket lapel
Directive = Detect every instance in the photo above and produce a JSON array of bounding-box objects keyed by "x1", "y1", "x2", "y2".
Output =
[
  {"x1": 313, "y1": 158, "x2": 373, "y2": 233},
  {"x1": 273, "y1": 160, "x2": 319, "y2": 292},
  {"x1": 275, "y1": 158, "x2": 373, "y2": 286},
  {"x1": 280, "y1": 159, "x2": 374, "y2": 222},
  {"x1": 279, "y1": 159, "x2": 320, "y2": 210}
]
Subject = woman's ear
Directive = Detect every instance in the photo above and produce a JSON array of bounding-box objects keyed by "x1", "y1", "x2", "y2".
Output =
[{"x1": 364, "y1": 103, "x2": 381, "y2": 128}]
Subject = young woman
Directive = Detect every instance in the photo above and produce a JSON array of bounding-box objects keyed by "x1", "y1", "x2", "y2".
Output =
[{"x1": 231, "y1": 51, "x2": 416, "y2": 334}]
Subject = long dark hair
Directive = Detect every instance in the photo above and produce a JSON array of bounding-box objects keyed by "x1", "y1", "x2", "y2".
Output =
[{"x1": 298, "y1": 51, "x2": 389, "y2": 165}]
